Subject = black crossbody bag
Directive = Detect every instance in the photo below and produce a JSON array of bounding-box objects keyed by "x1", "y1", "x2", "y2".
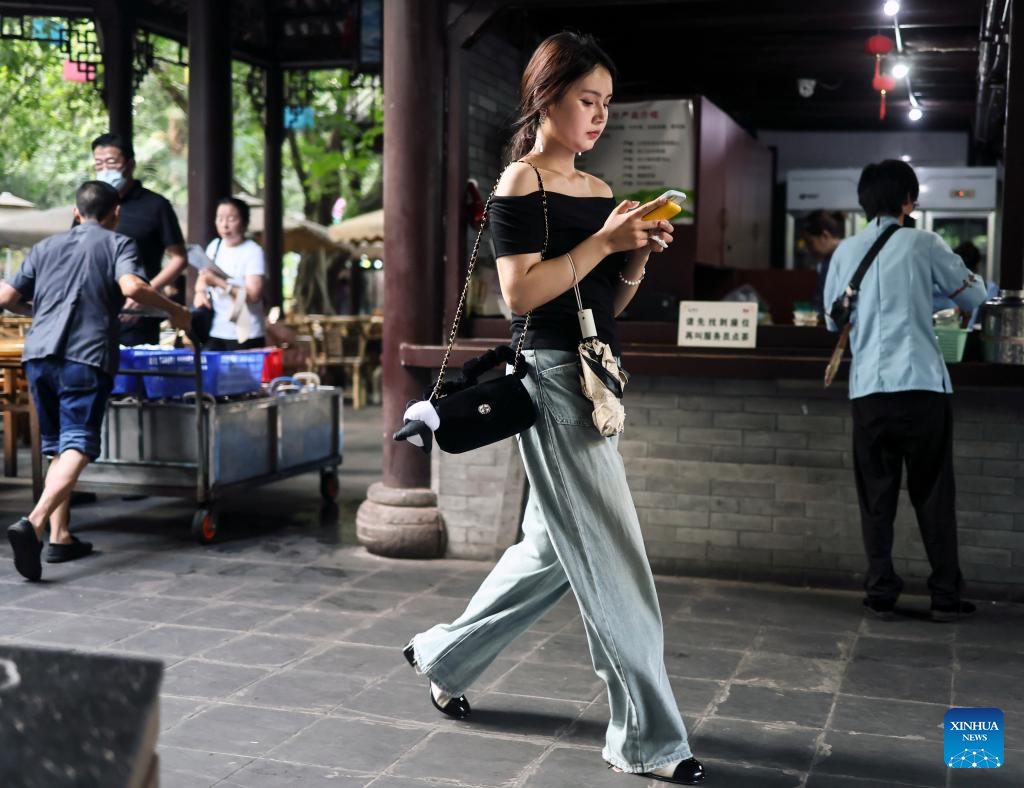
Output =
[
  {"x1": 824, "y1": 223, "x2": 900, "y2": 387},
  {"x1": 429, "y1": 161, "x2": 550, "y2": 454}
]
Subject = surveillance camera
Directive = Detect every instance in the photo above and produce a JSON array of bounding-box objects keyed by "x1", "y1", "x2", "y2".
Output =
[{"x1": 797, "y1": 78, "x2": 816, "y2": 98}]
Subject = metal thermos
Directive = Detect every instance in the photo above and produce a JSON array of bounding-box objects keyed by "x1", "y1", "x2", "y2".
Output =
[{"x1": 980, "y1": 289, "x2": 1024, "y2": 364}]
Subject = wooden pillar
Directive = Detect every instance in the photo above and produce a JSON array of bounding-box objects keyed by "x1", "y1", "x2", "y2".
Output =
[
  {"x1": 264, "y1": 64, "x2": 285, "y2": 309},
  {"x1": 356, "y1": 0, "x2": 445, "y2": 558},
  {"x1": 442, "y1": 37, "x2": 469, "y2": 342},
  {"x1": 1001, "y1": 0, "x2": 1024, "y2": 290},
  {"x1": 186, "y1": 0, "x2": 232, "y2": 246},
  {"x1": 380, "y1": 0, "x2": 444, "y2": 489},
  {"x1": 95, "y1": 0, "x2": 134, "y2": 143}
]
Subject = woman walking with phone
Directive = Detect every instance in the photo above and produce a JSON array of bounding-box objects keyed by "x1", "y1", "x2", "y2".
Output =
[{"x1": 402, "y1": 32, "x2": 704, "y2": 785}]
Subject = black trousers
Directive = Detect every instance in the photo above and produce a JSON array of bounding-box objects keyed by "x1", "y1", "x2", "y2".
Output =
[{"x1": 851, "y1": 391, "x2": 963, "y2": 606}]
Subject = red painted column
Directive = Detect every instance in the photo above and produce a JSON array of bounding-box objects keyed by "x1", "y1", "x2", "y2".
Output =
[
  {"x1": 356, "y1": 0, "x2": 446, "y2": 557},
  {"x1": 380, "y1": 0, "x2": 444, "y2": 489}
]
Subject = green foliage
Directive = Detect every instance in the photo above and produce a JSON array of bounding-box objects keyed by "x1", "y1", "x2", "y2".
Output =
[
  {"x1": 0, "y1": 36, "x2": 107, "y2": 207},
  {"x1": 0, "y1": 26, "x2": 383, "y2": 224},
  {"x1": 284, "y1": 69, "x2": 384, "y2": 222}
]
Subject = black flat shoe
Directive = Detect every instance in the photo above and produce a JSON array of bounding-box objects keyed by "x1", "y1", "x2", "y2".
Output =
[
  {"x1": 931, "y1": 600, "x2": 976, "y2": 623},
  {"x1": 862, "y1": 597, "x2": 896, "y2": 620},
  {"x1": 7, "y1": 517, "x2": 42, "y2": 582},
  {"x1": 45, "y1": 536, "x2": 93, "y2": 564},
  {"x1": 607, "y1": 758, "x2": 705, "y2": 785},
  {"x1": 402, "y1": 642, "x2": 472, "y2": 720},
  {"x1": 648, "y1": 758, "x2": 705, "y2": 785}
]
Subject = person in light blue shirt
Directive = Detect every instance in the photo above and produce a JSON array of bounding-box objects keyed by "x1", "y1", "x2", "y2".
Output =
[
  {"x1": 824, "y1": 160, "x2": 987, "y2": 624},
  {"x1": 931, "y1": 241, "x2": 1000, "y2": 325}
]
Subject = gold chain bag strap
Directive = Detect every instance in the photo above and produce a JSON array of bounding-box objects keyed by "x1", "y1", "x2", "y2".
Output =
[{"x1": 429, "y1": 161, "x2": 549, "y2": 454}]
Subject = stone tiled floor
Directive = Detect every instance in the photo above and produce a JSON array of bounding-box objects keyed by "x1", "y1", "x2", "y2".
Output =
[{"x1": 0, "y1": 406, "x2": 1021, "y2": 787}]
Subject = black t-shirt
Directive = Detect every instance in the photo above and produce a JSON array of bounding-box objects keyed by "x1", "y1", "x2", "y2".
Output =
[
  {"x1": 115, "y1": 181, "x2": 185, "y2": 345},
  {"x1": 115, "y1": 181, "x2": 184, "y2": 278},
  {"x1": 489, "y1": 192, "x2": 624, "y2": 356}
]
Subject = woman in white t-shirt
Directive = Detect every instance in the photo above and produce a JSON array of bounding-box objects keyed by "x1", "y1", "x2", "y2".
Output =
[{"x1": 194, "y1": 197, "x2": 267, "y2": 350}]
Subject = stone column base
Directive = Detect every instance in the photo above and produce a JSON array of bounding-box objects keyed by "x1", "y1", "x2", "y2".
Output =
[{"x1": 356, "y1": 482, "x2": 445, "y2": 558}]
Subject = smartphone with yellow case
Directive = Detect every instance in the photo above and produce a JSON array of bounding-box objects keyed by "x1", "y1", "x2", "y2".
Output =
[{"x1": 642, "y1": 189, "x2": 686, "y2": 222}]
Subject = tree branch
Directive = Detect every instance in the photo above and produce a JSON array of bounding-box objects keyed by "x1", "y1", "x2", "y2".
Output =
[{"x1": 287, "y1": 129, "x2": 314, "y2": 218}]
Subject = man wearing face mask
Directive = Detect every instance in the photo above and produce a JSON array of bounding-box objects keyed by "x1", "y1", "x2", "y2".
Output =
[{"x1": 89, "y1": 133, "x2": 189, "y2": 345}]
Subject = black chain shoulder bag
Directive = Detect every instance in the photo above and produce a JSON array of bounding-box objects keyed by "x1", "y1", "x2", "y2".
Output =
[{"x1": 426, "y1": 161, "x2": 550, "y2": 454}]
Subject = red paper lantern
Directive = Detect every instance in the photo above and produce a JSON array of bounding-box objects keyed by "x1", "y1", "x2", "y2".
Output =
[
  {"x1": 466, "y1": 179, "x2": 485, "y2": 229},
  {"x1": 865, "y1": 35, "x2": 897, "y2": 120},
  {"x1": 872, "y1": 73, "x2": 897, "y2": 93},
  {"x1": 865, "y1": 35, "x2": 895, "y2": 56}
]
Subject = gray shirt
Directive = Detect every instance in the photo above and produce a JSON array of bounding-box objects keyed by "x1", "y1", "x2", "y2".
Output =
[{"x1": 9, "y1": 223, "x2": 147, "y2": 376}]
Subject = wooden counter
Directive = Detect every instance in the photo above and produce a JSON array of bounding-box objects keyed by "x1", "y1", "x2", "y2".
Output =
[{"x1": 400, "y1": 322, "x2": 1024, "y2": 387}]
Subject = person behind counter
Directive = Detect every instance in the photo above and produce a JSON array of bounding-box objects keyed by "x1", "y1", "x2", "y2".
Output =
[
  {"x1": 823, "y1": 160, "x2": 987, "y2": 623},
  {"x1": 193, "y1": 198, "x2": 267, "y2": 350},
  {"x1": 1, "y1": 182, "x2": 190, "y2": 582},
  {"x1": 90, "y1": 133, "x2": 190, "y2": 345},
  {"x1": 932, "y1": 241, "x2": 999, "y2": 325},
  {"x1": 402, "y1": 32, "x2": 703, "y2": 786},
  {"x1": 802, "y1": 209, "x2": 844, "y2": 321}
]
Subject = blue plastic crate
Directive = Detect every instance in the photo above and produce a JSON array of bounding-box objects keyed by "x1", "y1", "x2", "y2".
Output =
[
  {"x1": 137, "y1": 350, "x2": 266, "y2": 399},
  {"x1": 111, "y1": 347, "x2": 140, "y2": 395}
]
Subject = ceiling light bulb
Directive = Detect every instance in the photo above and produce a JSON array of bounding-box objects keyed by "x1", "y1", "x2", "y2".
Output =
[
  {"x1": 892, "y1": 62, "x2": 910, "y2": 79},
  {"x1": 901, "y1": 154, "x2": 912, "y2": 162},
  {"x1": 908, "y1": 107, "x2": 923, "y2": 121},
  {"x1": 883, "y1": 1, "x2": 900, "y2": 16}
]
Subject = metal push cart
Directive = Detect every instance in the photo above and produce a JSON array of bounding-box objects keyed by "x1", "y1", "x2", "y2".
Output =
[{"x1": 74, "y1": 346, "x2": 343, "y2": 543}]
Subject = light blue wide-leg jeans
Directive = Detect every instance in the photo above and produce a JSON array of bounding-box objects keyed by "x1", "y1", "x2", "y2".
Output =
[{"x1": 409, "y1": 349, "x2": 692, "y2": 773}]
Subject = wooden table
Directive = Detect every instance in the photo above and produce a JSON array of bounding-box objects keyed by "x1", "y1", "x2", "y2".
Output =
[
  {"x1": 0, "y1": 340, "x2": 42, "y2": 499},
  {"x1": 296, "y1": 314, "x2": 383, "y2": 409}
]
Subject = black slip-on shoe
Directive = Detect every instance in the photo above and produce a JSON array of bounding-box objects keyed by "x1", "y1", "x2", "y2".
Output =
[
  {"x1": 931, "y1": 600, "x2": 976, "y2": 623},
  {"x1": 607, "y1": 758, "x2": 706, "y2": 785},
  {"x1": 402, "y1": 642, "x2": 472, "y2": 720},
  {"x1": 647, "y1": 758, "x2": 705, "y2": 785},
  {"x1": 862, "y1": 597, "x2": 897, "y2": 620},
  {"x1": 7, "y1": 518, "x2": 42, "y2": 582},
  {"x1": 45, "y1": 536, "x2": 94, "y2": 564}
]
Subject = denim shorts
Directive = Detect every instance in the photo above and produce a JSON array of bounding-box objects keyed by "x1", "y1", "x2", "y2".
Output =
[{"x1": 24, "y1": 357, "x2": 112, "y2": 460}]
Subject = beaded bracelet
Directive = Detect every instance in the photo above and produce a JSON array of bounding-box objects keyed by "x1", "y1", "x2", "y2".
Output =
[{"x1": 618, "y1": 268, "x2": 646, "y2": 287}]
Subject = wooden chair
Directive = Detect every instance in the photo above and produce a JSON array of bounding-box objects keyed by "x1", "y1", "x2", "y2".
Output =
[
  {"x1": 0, "y1": 339, "x2": 42, "y2": 498},
  {"x1": 306, "y1": 315, "x2": 370, "y2": 409}
]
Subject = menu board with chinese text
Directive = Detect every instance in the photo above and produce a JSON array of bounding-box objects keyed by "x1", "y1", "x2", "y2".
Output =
[{"x1": 580, "y1": 99, "x2": 695, "y2": 223}]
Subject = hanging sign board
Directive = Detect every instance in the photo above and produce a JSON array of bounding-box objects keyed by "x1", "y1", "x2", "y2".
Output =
[
  {"x1": 284, "y1": 106, "x2": 314, "y2": 130},
  {"x1": 579, "y1": 99, "x2": 695, "y2": 223},
  {"x1": 678, "y1": 302, "x2": 759, "y2": 348},
  {"x1": 62, "y1": 60, "x2": 96, "y2": 83}
]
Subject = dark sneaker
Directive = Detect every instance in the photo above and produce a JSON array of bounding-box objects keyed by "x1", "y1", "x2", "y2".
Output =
[
  {"x1": 931, "y1": 600, "x2": 976, "y2": 623},
  {"x1": 45, "y1": 536, "x2": 94, "y2": 564},
  {"x1": 862, "y1": 597, "x2": 897, "y2": 620},
  {"x1": 7, "y1": 517, "x2": 42, "y2": 581}
]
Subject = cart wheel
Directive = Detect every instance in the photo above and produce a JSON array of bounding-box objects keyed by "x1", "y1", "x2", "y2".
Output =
[
  {"x1": 191, "y1": 508, "x2": 219, "y2": 544},
  {"x1": 320, "y1": 468, "x2": 340, "y2": 501}
]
